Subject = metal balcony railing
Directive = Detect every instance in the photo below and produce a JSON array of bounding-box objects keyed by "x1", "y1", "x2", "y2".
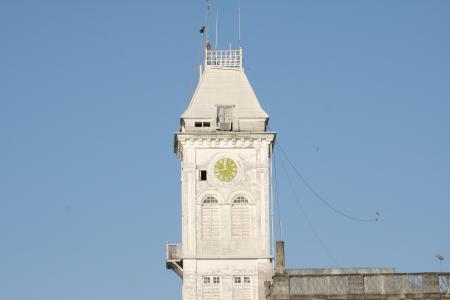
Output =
[
  {"x1": 165, "y1": 243, "x2": 183, "y2": 278},
  {"x1": 288, "y1": 273, "x2": 450, "y2": 296},
  {"x1": 166, "y1": 243, "x2": 181, "y2": 261}
]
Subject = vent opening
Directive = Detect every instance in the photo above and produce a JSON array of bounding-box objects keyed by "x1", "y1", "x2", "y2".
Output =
[{"x1": 200, "y1": 170, "x2": 207, "y2": 181}]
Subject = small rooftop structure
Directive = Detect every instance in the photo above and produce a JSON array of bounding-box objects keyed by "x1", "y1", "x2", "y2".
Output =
[
  {"x1": 206, "y1": 49, "x2": 242, "y2": 68},
  {"x1": 180, "y1": 48, "x2": 269, "y2": 133}
]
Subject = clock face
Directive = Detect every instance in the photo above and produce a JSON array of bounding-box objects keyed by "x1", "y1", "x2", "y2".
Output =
[{"x1": 214, "y1": 157, "x2": 238, "y2": 182}]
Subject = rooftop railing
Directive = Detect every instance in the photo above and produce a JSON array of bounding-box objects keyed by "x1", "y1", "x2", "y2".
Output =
[
  {"x1": 288, "y1": 273, "x2": 450, "y2": 296},
  {"x1": 206, "y1": 49, "x2": 242, "y2": 69}
]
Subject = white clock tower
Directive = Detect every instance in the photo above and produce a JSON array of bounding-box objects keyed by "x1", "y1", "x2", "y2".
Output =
[{"x1": 167, "y1": 47, "x2": 276, "y2": 300}]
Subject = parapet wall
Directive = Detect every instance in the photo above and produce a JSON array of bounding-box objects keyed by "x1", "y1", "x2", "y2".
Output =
[{"x1": 269, "y1": 271, "x2": 450, "y2": 300}]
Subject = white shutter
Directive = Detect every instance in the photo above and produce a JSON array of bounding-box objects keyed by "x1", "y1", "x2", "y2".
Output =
[
  {"x1": 210, "y1": 206, "x2": 220, "y2": 237},
  {"x1": 233, "y1": 276, "x2": 252, "y2": 300},
  {"x1": 232, "y1": 204, "x2": 250, "y2": 238},
  {"x1": 203, "y1": 284, "x2": 212, "y2": 299},
  {"x1": 240, "y1": 206, "x2": 250, "y2": 238},
  {"x1": 212, "y1": 280, "x2": 221, "y2": 300},
  {"x1": 202, "y1": 204, "x2": 220, "y2": 239},
  {"x1": 203, "y1": 277, "x2": 222, "y2": 300}
]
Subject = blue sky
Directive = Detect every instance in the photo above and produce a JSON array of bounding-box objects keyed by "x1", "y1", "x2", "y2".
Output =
[{"x1": 1, "y1": 1, "x2": 449, "y2": 299}]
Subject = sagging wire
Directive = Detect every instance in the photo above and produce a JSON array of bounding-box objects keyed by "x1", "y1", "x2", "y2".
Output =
[
  {"x1": 273, "y1": 150, "x2": 282, "y2": 240},
  {"x1": 275, "y1": 145, "x2": 340, "y2": 266},
  {"x1": 276, "y1": 142, "x2": 380, "y2": 223}
]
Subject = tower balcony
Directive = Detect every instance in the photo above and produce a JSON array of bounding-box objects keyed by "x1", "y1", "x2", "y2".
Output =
[{"x1": 165, "y1": 243, "x2": 183, "y2": 278}]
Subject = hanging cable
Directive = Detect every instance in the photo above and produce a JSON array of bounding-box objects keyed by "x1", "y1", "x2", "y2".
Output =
[
  {"x1": 276, "y1": 141, "x2": 380, "y2": 223},
  {"x1": 273, "y1": 149, "x2": 283, "y2": 240},
  {"x1": 276, "y1": 147, "x2": 340, "y2": 266}
]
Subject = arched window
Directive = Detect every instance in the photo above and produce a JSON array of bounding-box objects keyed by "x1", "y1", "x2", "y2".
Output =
[
  {"x1": 231, "y1": 196, "x2": 250, "y2": 238},
  {"x1": 202, "y1": 195, "x2": 220, "y2": 239}
]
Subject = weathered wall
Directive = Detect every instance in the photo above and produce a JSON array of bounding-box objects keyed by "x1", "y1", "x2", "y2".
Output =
[
  {"x1": 177, "y1": 133, "x2": 275, "y2": 300},
  {"x1": 269, "y1": 272, "x2": 450, "y2": 300}
]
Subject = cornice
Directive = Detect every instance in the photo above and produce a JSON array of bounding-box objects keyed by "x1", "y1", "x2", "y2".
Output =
[
  {"x1": 174, "y1": 132, "x2": 276, "y2": 158},
  {"x1": 176, "y1": 132, "x2": 275, "y2": 143}
]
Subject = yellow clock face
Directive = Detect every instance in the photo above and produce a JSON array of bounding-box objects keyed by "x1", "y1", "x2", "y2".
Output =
[{"x1": 214, "y1": 158, "x2": 238, "y2": 182}]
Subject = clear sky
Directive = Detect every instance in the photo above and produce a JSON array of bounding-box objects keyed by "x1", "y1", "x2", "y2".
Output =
[{"x1": 1, "y1": 1, "x2": 449, "y2": 299}]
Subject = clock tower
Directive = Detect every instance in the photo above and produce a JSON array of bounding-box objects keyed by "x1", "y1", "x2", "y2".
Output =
[{"x1": 167, "y1": 47, "x2": 276, "y2": 300}]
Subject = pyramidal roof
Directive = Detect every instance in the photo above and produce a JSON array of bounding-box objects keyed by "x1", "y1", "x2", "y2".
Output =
[{"x1": 181, "y1": 48, "x2": 269, "y2": 121}]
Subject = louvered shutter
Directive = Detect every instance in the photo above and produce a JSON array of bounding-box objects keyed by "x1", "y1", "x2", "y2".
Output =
[
  {"x1": 211, "y1": 280, "x2": 221, "y2": 300},
  {"x1": 233, "y1": 276, "x2": 252, "y2": 300},
  {"x1": 210, "y1": 205, "x2": 220, "y2": 237},
  {"x1": 202, "y1": 198, "x2": 220, "y2": 239},
  {"x1": 203, "y1": 277, "x2": 222, "y2": 300},
  {"x1": 232, "y1": 202, "x2": 250, "y2": 238}
]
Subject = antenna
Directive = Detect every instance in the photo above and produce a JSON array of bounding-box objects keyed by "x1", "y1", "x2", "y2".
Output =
[
  {"x1": 203, "y1": 0, "x2": 211, "y2": 49},
  {"x1": 215, "y1": 9, "x2": 219, "y2": 49},
  {"x1": 238, "y1": 0, "x2": 241, "y2": 47}
]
